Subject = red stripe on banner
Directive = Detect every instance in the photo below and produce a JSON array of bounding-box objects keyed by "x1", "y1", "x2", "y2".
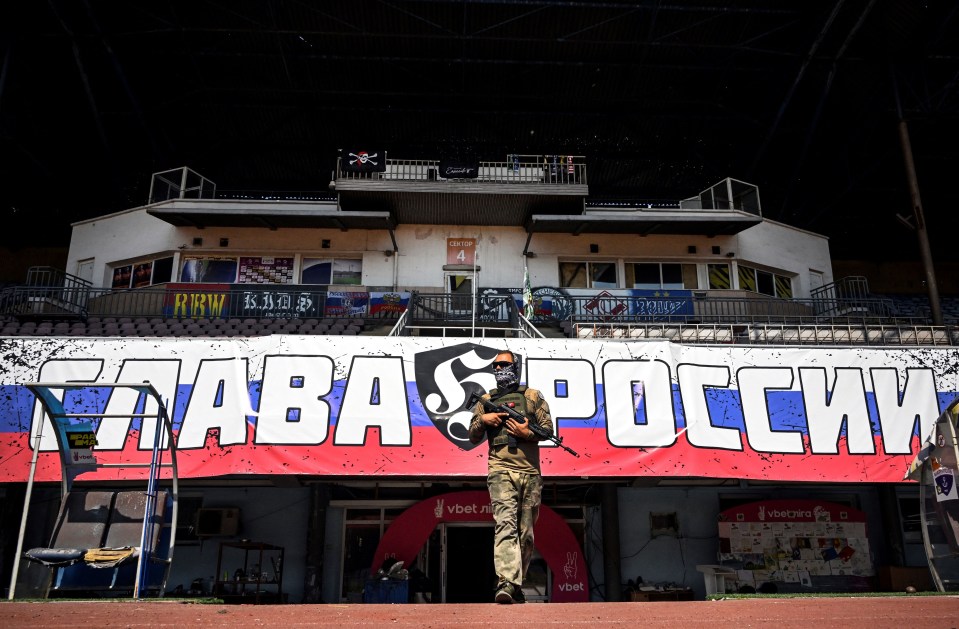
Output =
[{"x1": 0, "y1": 426, "x2": 920, "y2": 483}]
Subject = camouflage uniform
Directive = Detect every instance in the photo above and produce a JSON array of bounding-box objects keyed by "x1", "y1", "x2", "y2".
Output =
[{"x1": 469, "y1": 386, "x2": 552, "y2": 597}]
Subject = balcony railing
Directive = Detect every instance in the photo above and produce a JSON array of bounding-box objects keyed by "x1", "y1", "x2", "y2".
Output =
[
  {"x1": 0, "y1": 284, "x2": 940, "y2": 324},
  {"x1": 1, "y1": 283, "x2": 953, "y2": 345},
  {"x1": 335, "y1": 156, "x2": 587, "y2": 186}
]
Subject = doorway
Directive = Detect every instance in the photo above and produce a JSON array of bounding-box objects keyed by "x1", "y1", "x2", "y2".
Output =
[
  {"x1": 76, "y1": 259, "x2": 94, "y2": 284},
  {"x1": 445, "y1": 272, "x2": 474, "y2": 314},
  {"x1": 442, "y1": 524, "x2": 495, "y2": 603}
]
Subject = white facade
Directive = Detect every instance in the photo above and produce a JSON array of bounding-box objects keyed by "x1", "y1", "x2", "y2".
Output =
[{"x1": 67, "y1": 199, "x2": 833, "y2": 296}]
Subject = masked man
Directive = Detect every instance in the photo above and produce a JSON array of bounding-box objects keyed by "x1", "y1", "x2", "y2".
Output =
[{"x1": 468, "y1": 349, "x2": 553, "y2": 604}]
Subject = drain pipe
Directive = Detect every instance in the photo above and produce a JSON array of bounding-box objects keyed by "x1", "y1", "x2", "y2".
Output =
[{"x1": 388, "y1": 228, "x2": 399, "y2": 290}]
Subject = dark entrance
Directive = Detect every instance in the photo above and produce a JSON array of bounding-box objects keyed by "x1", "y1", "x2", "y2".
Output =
[{"x1": 444, "y1": 525, "x2": 495, "y2": 603}]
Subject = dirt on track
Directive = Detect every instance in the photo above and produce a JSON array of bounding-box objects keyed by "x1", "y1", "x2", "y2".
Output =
[{"x1": 3, "y1": 597, "x2": 959, "y2": 629}]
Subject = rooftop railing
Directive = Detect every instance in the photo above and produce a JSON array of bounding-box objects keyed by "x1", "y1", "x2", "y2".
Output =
[{"x1": 335, "y1": 155, "x2": 587, "y2": 186}]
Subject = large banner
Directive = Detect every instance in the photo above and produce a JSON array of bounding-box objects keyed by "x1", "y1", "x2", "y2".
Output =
[
  {"x1": 0, "y1": 337, "x2": 956, "y2": 483},
  {"x1": 496, "y1": 287, "x2": 692, "y2": 321}
]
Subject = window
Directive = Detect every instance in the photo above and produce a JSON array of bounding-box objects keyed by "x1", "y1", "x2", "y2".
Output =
[
  {"x1": 112, "y1": 256, "x2": 175, "y2": 288},
  {"x1": 707, "y1": 263, "x2": 731, "y2": 289},
  {"x1": 179, "y1": 257, "x2": 238, "y2": 283},
  {"x1": 132, "y1": 262, "x2": 153, "y2": 288},
  {"x1": 738, "y1": 265, "x2": 793, "y2": 298},
  {"x1": 152, "y1": 257, "x2": 174, "y2": 284},
  {"x1": 302, "y1": 258, "x2": 363, "y2": 285},
  {"x1": 559, "y1": 261, "x2": 617, "y2": 288},
  {"x1": 175, "y1": 496, "x2": 204, "y2": 545},
  {"x1": 112, "y1": 265, "x2": 132, "y2": 289},
  {"x1": 626, "y1": 263, "x2": 697, "y2": 289}
]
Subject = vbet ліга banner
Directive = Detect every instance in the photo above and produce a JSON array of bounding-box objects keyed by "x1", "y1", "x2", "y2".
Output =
[{"x1": 0, "y1": 337, "x2": 956, "y2": 483}]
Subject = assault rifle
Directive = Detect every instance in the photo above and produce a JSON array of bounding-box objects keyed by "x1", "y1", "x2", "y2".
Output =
[{"x1": 466, "y1": 391, "x2": 579, "y2": 457}]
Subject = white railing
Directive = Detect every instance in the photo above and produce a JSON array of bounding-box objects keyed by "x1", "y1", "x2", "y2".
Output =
[{"x1": 336, "y1": 156, "x2": 587, "y2": 185}]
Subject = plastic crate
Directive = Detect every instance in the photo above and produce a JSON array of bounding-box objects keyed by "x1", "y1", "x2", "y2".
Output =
[{"x1": 363, "y1": 579, "x2": 409, "y2": 604}]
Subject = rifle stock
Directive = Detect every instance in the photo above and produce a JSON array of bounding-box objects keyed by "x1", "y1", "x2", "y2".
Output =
[{"x1": 466, "y1": 392, "x2": 579, "y2": 457}]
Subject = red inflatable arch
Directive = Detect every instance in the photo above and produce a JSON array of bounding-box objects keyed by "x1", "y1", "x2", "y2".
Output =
[{"x1": 369, "y1": 490, "x2": 588, "y2": 602}]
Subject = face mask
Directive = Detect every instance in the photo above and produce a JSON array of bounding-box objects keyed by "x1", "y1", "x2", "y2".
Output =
[{"x1": 494, "y1": 362, "x2": 519, "y2": 389}]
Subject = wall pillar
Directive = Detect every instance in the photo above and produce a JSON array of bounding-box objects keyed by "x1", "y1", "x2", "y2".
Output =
[
  {"x1": 302, "y1": 483, "x2": 330, "y2": 603},
  {"x1": 601, "y1": 483, "x2": 623, "y2": 601}
]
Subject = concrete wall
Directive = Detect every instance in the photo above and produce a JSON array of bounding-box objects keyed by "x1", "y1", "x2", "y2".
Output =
[
  {"x1": 67, "y1": 203, "x2": 833, "y2": 298},
  {"x1": 588, "y1": 485, "x2": 889, "y2": 601},
  {"x1": 166, "y1": 487, "x2": 310, "y2": 602}
]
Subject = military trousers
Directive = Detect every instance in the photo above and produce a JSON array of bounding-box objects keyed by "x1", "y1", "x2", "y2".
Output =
[{"x1": 488, "y1": 469, "x2": 543, "y2": 588}]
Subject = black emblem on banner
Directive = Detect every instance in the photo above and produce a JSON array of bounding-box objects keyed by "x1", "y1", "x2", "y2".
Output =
[{"x1": 413, "y1": 343, "x2": 522, "y2": 450}]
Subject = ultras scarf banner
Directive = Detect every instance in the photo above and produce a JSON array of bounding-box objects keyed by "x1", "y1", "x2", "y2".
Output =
[{"x1": 0, "y1": 336, "x2": 956, "y2": 483}]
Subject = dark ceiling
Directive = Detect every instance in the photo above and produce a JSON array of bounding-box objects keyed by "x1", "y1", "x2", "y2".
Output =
[{"x1": 2, "y1": 1, "x2": 957, "y2": 261}]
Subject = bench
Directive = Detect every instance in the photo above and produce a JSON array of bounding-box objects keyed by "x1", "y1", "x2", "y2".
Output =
[{"x1": 25, "y1": 489, "x2": 172, "y2": 596}]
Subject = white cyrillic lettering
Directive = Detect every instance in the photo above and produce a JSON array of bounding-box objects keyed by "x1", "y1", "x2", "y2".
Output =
[
  {"x1": 334, "y1": 356, "x2": 411, "y2": 446},
  {"x1": 178, "y1": 358, "x2": 252, "y2": 448},
  {"x1": 255, "y1": 355, "x2": 332, "y2": 445},
  {"x1": 96, "y1": 359, "x2": 181, "y2": 450},
  {"x1": 738, "y1": 367, "x2": 803, "y2": 453},
  {"x1": 679, "y1": 364, "x2": 742, "y2": 450},
  {"x1": 32, "y1": 359, "x2": 104, "y2": 451},
  {"x1": 603, "y1": 360, "x2": 676, "y2": 447},
  {"x1": 799, "y1": 367, "x2": 874, "y2": 454},
  {"x1": 871, "y1": 368, "x2": 940, "y2": 455},
  {"x1": 527, "y1": 358, "x2": 596, "y2": 447}
]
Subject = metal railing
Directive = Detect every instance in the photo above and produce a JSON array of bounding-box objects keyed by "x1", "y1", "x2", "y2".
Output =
[
  {"x1": 26, "y1": 266, "x2": 92, "y2": 290},
  {"x1": 678, "y1": 177, "x2": 762, "y2": 216},
  {"x1": 1, "y1": 282, "x2": 953, "y2": 345},
  {"x1": 572, "y1": 321, "x2": 959, "y2": 346},
  {"x1": 389, "y1": 291, "x2": 544, "y2": 338},
  {"x1": 0, "y1": 284, "x2": 940, "y2": 325},
  {"x1": 0, "y1": 286, "x2": 333, "y2": 321},
  {"x1": 531, "y1": 293, "x2": 925, "y2": 327},
  {"x1": 0, "y1": 267, "x2": 95, "y2": 318},
  {"x1": 336, "y1": 156, "x2": 587, "y2": 186},
  {"x1": 807, "y1": 276, "x2": 898, "y2": 318}
]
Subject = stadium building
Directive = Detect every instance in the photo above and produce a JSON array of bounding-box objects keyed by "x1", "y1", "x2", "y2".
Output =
[{"x1": 1, "y1": 162, "x2": 957, "y2": 603}]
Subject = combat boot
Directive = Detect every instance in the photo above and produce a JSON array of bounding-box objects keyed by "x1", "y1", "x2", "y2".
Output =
[
  {"x1": 494, "y1": 582, "x2": 514, "y2": 604},
  {"x1": 512, "y1": 586, "x2": 526, "y2": 604}
]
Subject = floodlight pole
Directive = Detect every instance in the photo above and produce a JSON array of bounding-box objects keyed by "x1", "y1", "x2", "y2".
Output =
[{"x1": 897, "y1": 119, "x2": 943, "y2": 326}]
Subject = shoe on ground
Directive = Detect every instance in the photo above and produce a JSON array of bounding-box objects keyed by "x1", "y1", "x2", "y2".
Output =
[
  {"x1": 512, "y1": 587, "x2": 526, "y2": 604},
  {"x1": 494, "y1": 583, "x2": 514, "y2": 604}
]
